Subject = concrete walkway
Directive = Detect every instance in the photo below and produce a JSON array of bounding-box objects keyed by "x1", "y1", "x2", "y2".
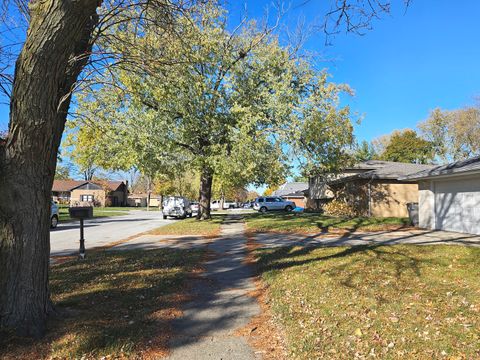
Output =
[{"x1": 166, "y1": 215, "x2": 261, "y2": 360}]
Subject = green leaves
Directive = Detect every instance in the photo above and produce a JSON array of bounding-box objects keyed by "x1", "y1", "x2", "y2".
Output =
[
  {"x1": 380, "y1": 129, "x2": 434, "y2": 164},
  {"x1": 73, "y1": 2, "x2": 355, "y2": 191}
]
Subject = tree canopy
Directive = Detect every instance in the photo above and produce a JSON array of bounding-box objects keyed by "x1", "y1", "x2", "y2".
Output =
[
  {"x1": 380, "y1": 129, "x2": 434, "y2": 164},
  {"x1": 75, "y1": 2, "x2": 355, "y2": 218},
  {"x1": 419, "y1": 107, "x2": 480, "y2": 162}
]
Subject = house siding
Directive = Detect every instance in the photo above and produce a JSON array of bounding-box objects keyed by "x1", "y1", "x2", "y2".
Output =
[
  {"x1": 418, "y1": 181, "x2": 435, "y2": 229},
  {"x1": 71, "y1": 189, "x2": 106, "y2": 206},
  {"x1": 370, "y1": 182, "x2": 419, "y2": 218},
  {"x1": 329, "y1": 180, "x2": 419, "y2": 218}
]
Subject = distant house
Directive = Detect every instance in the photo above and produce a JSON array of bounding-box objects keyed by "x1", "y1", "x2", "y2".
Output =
[
  {"x1": 52, "y1": 180, "x2": 86, "y2": 203},
  {"x1": 400, "y1": 156, "x2": 480, "y2": 235},
  {"x1": 272, "y1": 182, "x2": 309, "y2": 208},
  {"x1": 307, "y1": 160, "x2": 436, "y2": 217},
  {"x1": 127, "y1": 193, "x2": 162, "y2": 207},
  {"x1": 52, "y1": 179, "x2": 128, "y2": 207}
]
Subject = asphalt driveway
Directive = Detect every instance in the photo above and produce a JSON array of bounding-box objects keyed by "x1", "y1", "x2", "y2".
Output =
[{"x1": 50, "y1": 210, "x2": 174, "y2": 256}]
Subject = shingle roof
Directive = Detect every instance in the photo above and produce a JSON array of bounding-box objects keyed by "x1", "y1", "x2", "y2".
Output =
[
  {"x1": 105, "y1": 181, "x2": 124, "y2": 191},
  {"x1": 52, "y1": 180, "x2": 87, "y2": 192},
  {"x1": 347, "y1": 160, "x2": 401, "y2": 170},
  {"x1": 272, "y1": 182, "x2": 308, "y2": 197},
  {"x1": 52, "y1": 179, "x2": 125, "y2": 192},
  {"x1": 399, "y1": 155, "x2": 480, "y2": 180},
  {"x1": 329, "y1": 161, "x2": 436, "y2": 185}
]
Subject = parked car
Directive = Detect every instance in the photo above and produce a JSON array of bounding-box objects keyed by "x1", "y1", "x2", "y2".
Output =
[
  {"x1": 162, "y1": 196, "x2": 192, "y2": 219},
  {"x1": 51, "y1": 201, "x2": 59, "y2": 228},
  {"x1": 191, "y1": 201, "x2": 199, "y2": 213},
  {"x1": 223, "y1": 200, "x2": 237, "y2": 209},
  {"x1": 211, "y1": 200, "x2": 221, "y2": 210},
  {"x1": 243, "y1": 201, "x2": 254, "y2": 209},
  {"x1": 253, "y1": 197, "x2": 295, "y2": 213}
]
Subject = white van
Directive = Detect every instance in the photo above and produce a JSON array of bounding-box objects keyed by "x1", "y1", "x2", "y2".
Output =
[{"x1": 162, "y1": 196, "x2": 193, "y2": 219}]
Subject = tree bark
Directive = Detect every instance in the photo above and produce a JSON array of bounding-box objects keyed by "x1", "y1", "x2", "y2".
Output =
[
  {"x1": 0, "y1": 0, "x2": 100, "y2": 337},
  {"x1": 197, "y1": 166, "x2": 213, "y2": 220}
]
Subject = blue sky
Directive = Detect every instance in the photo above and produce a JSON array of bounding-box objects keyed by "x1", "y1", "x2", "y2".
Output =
[
  {"x1": 1, "y1": 1, "x2": 479, "y2": 139},
  {"x1": 228, "y1": 0, "x2": 480, "y2": 142}
]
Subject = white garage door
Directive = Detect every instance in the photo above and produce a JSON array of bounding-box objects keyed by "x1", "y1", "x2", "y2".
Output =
[{"x1": 434, "y1": 177, "x2": 480, "y2": 234}]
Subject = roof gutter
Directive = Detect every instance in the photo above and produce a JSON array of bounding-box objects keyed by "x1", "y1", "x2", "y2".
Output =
[{"x1": 399, "y1": 168, "x2": 480, "y2": 181}]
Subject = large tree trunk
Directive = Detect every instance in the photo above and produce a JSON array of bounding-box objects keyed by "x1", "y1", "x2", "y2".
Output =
[
  {"x1": 0, "y1": 0, "x2": 100, "y2": 337},
  {"x1": 197, "y1": 166, "x2": 213, "y2": 220}
]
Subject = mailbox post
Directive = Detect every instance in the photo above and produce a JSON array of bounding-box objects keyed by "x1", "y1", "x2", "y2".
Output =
[{"x1": 69, "y1": 206, "x2": 93, "y2": 259}]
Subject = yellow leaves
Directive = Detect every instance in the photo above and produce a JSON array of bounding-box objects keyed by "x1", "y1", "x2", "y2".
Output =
[{"x1": 354, "y1": 328, "x2": 363, "y2": 337}]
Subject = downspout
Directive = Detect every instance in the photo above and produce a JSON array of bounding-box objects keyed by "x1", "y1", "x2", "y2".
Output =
[{"x1": 367, "y1": 180, "x2": 372, "y2": 217}]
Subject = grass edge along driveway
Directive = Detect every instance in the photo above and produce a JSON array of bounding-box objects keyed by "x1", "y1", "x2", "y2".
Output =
[
  {"x1": 149, "y1": 214, "x2": 225, "y2": 236},
  {"x1": 244, "y1": 212, "x2": 410, "y2": 234},
  {"x1": 0, "y1": 248, "x2": 205, "y2": 359},
  {"x1": 253, "y1": 243, "x2": 480, "y2": 359}
]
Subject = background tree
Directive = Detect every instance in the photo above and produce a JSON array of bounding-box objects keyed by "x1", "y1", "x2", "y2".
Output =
[
  {"x1": 76, "y1": 3, "x2": 355, "y2": 220},
  {"x1": 371, "y1": 130, "x2": 400, "y2": 158},
  {"x1": 353, "y1": 140, "x2": 377, "y2": 162},
  {"x1": 246, "y1": 190, "x2": 260, "y2": 200},
  {"x1": 380, "y1": 129, "x2": 434, "y2": 164},
  {"x1": 263, "y1": 186, "x2": 279, "y2": 196},
  {"x1": 419, "y1": 107, "x2": 480, "y2": 162},
  {"x1": 54, "y1": 163, "x2": 72, "y2": 180},
  {"x1": 154, "y1": 172, "x2": 199, "y2": 200}
]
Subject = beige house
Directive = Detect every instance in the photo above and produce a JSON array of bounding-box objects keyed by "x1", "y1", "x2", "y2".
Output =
[
  {"x1": 127, "y1": 194, "x2": 162, "y2": 207},
  {"x1": 400, "y1": 156, "x2": 480, "y2": 235},
  {"x1": 52, "y1": 179, "x2": 128, "y2": 207},
  {"x1": 308, "y1": 161, "x2": 436, "y2": 217}
]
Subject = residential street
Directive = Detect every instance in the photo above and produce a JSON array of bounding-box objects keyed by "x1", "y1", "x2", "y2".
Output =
[{"x1": 50, "y1": 210, "x2": 173, "y2": 256}]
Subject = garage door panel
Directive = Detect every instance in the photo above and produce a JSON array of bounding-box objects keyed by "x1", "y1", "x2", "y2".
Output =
[{"x1": 434, "y1": 178, "x2": 480, "y2": 235}]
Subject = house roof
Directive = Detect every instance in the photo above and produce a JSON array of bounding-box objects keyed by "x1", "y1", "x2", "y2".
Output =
[
  {"x1": 52, "y1": 180, "x2": 87, "y2": 192},
  {"x1": 105, "y1": 181, "x2": 125, "y2": 191},
  {"x1": 346, "y1": 160, "x2": 398, "y2": 171},
  {"x1": 272, "y1": 182, "x2": 308, "y2": 197},
  {"x1": 329, "y1": 161, "x2": 436, "y2": 185},
  {"x1": 399, "y1": 155, "x2": 480, "y2": 180},
  {"x1": 52, "y1": 179, "x2": 125, "y2": 192}
]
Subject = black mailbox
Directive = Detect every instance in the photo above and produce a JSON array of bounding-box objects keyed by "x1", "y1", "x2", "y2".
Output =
[
  {"x1": 69, "y1": 206, "x2": 93, "y2": 219},
  {"x1": 69, "y1": 206, "x2": 93, "y2": 259}
]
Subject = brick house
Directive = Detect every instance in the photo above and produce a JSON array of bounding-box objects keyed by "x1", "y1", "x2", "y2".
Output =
[
  {"x1": 307, "y1": 161, "x2": 436, "y2": 217},
  {"x1": 272, "y1": 182, "x2": 308, "y2": 208},
  {"x1": 52, "y1": 179, "x2": 128, "y2": 207}
]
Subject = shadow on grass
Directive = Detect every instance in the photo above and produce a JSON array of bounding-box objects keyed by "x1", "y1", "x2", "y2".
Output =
[
  {"x1": 256, "y1": 243, "x2": 427, "y2": 282},
  {"x1": 243, "y1": 211, "x2": 411, "y2": 234},
  {"x1": 0, "y1": 248, "x2": 204, "y2": 359}
]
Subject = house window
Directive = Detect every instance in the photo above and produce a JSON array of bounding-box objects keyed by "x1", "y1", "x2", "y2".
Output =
[{"x1": 81, "y1": 195, "x2": 94, "y2": 202}]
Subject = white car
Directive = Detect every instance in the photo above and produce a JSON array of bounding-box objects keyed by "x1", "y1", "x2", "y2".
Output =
[
  {"x1": 51, "y1": 201, "x2": 59, "y2": 228},
  {"x1": 223, "y1": 200, "x2": 237, "y2": 209},
  {"x1": 162, "y1": 196, "x2": 192, "y2": 219},
  {"x1": 211, "y1": 200, "x2": 221, "y2": 210},
  {"x1": 253, "y1": 197, "x2": 295, "y2": 213},
  {"x1": 191, "y1": 202, "x2": 199, "y2": 213}
]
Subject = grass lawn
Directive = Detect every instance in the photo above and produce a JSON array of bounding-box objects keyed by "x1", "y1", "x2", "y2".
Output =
[
  {"x1": 150, "y1": 214, "x2": 225, "y2": 236},
  {"x1": 244, "y1": 212, "x2": 410, "y2": 234},
  {"x1": 0, "y1": 248, "x2": 204, "y2": 359},
  {"x1": 254, "y1": 244, "x2": 480, "y2": 359},
  {"x1": 58, "y1": 205, "x2": 130, "y2": 222}
]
